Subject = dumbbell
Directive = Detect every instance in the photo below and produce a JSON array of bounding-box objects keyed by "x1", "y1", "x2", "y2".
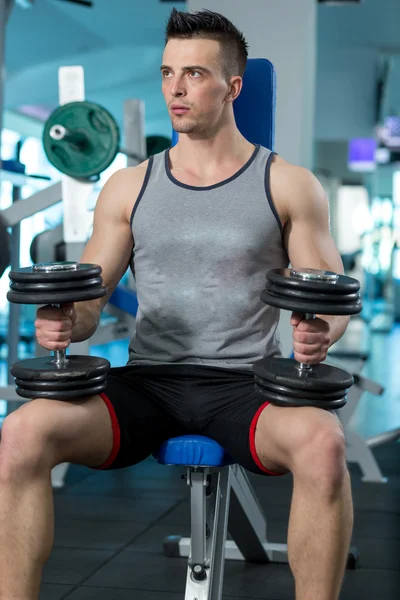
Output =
[
  {"x1": 252, "y1": 268, "x2": 363, "y2": 410},
  {"x1": 7, "y1": 261, "x2": 110, "y2": 400}
]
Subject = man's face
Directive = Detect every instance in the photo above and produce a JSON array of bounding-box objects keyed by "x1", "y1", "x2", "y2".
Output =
[{"x1": 161, "y1": 38, "x2": 232, "y2": 137}]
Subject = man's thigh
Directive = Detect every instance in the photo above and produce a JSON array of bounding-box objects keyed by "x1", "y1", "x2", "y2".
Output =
[
  {"x1": 95, "y1": 365, "x2": 188, "y2": 470},
  {"x1": 194, "y1": 367, "x2": 342, "y2": 476},
  {"x1": 191, "y1": 367, "x2": 284, "y2": 476},
  {"x1": 254, "y1": 403, "x2": 344, "y2": 474}
]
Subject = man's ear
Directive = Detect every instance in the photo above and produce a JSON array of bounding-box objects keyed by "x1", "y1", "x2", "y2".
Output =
[{"x1": 225, "y1": 76, "x2": 242, "y2": 104}]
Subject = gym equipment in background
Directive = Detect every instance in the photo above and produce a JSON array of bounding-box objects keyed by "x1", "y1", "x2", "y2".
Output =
[
  {"x1": 43, "y1": 99, "x2": 172, "y2": 180},
  {"x1": 43, "y1": 101, "x2": 120, "y2": 180},
  {"x1": 146, "y1": 134, "x2": 172, "y2": 157},
  {"x1": 0, "y1": 66, "x2": 142, "y2": 487},
  {"x1": 0, "y1": 213, "x2": 11, "y2": 279},
  {"x1": 157, "y1": 435, "x2": 358, "y2": 600}
]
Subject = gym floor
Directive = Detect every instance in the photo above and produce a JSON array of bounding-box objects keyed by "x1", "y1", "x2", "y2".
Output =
[{"x1": 0, "y1": 325, "x2": 399, "y2": 599}]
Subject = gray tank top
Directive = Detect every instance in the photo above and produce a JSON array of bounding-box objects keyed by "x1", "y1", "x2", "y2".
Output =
[{"x1": 127, "y1": 144, "x2": 289, "y2": 371}]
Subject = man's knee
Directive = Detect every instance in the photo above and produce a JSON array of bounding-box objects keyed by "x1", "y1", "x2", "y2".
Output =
[
  {"x1": 0, "y1": 400, "x2": 57, "y2": 479},
  {"x1": 292, "y1": 412, "x2": 348, "y2": 497}
]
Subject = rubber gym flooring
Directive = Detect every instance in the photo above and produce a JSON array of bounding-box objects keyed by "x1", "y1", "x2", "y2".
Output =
[{"x1": 0, "y1": 326, "x2": 399, "y2": 599}]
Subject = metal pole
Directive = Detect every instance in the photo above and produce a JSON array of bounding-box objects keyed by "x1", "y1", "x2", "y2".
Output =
[
  {"x1": 0, "y1": 0, "x2": 15, "y2": 163},
  {"x1": 7, "y1": 184, "x2": 21, "y2": 374},
  {"x1": 0, "y1": 0, "x2": 7, "y2": 163},
  {"x1": 1, "y1": 0, "x2": 17, "y2": 413},
  {"x1": 6, "y1": 176, "x2": 22, "y2": 413},
  {"x1": 124, "y1": 99, "x2": 146, "y2": 168}
]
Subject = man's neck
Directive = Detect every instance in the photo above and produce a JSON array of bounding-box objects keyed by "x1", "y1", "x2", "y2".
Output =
[{"x1": 170, "y1": 130, "x2": 254, "y2": 177}]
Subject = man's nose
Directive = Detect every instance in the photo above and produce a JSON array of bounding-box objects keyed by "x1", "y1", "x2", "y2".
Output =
[{"x1": 171, "y1": 75, "x2": 186, "y2": 97}]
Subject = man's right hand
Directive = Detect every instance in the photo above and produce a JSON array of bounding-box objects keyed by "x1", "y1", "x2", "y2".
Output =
[{"x1": 35, "y1": 303, "x2": 77, "y2": 351}]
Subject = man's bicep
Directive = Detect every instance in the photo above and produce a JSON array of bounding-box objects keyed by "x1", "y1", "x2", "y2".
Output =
[
  {"x1": 79, "y1": 169, "x2": 138, "y2": 305},
  {"x1": 283, "y1": 172, "x2": 344, "y2": 274}
]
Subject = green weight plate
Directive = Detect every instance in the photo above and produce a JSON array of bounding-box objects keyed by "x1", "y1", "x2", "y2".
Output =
[
  {"x1": 11, "y1": 355, "x2": 110, "y2": 382},
  {"x1": 252, "y1": 357, "x2": 354, "y2": 392},
  {"x1": 43, "y1": 101, "x2": 120, "y2": 179},
  {"x1": 254, "y1": 383, "x2": 346, "y2": 410},
  {"x1": 7, "y1": 284, "x2": 107, "y2": 305},
  {"x1": 146, "y1": 135, "x2": 172, "y2": 157},
  {"x1": 261, "y1": 289, "x2": 362, "y2": 315},
  {"x1": 264, "y1": 282, "x2": 360, "y2": 304},
  {"x1": 9, "y1": 263, "x2": 102, "y2": 284},
  {"x1": 10, "y1": 276, "x2": 103, "y2": 293},
  {"x1": 15, "y1": 382, "x2": 107, "y2": 401},
  {"x1": 266, "y1": 268, "x2": 360, "y2": 294},
  {"x1": 253, "y1": 375, "x2": 348, "y2": 401},
  {"x1": 15, "y1": 373, "x2": 107, "y2": 391}
]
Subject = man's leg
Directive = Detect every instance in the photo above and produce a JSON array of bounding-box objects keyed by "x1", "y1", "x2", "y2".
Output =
[
  {"x1": 0, "y1": 394, "x2": 114, "y2": 600},
  {"x1": 0, "y1": 366, "x2": 186, "y2": 600},
  {"x1": 255, "y1": 404, "x2": 353, "y2": 600}
]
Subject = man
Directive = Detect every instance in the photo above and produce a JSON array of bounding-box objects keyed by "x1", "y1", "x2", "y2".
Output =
[{"x1": 0, "y1": 8, "x2": 353, "y2": 600}]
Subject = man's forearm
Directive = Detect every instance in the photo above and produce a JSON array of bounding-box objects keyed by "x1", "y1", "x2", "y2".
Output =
[
  {"x1": 71, "y1": 300, "x2": 102, "y2": 343},
  {"x1": 319, "y1": 314, "x2": 350, "y2": 347}
]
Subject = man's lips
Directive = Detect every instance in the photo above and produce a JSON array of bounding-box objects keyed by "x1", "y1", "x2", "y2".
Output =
[{"x1": 171, "y1": 106, "x2": 190, "y2": 114}]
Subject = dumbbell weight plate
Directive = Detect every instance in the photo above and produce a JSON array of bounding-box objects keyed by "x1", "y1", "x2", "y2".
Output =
[
  {"x1": 9, "y1": 263, "x2": 102, "y2": 283},
  {"x1": 15, "y1": 382, "x2": 107, "y2": 401},
  {"x1": 252, "y1": 358, "x2": 354, "y2": 393},
  {"x1": 10, "y1": 276, "x2": 104, "y2": 293},
  {"x1": 15, "y1": 373, "x2": 107, "y2": 391},
  {"x1": 253, "y1": 374, "x2": 348, "y2": 401},
  {"x1": 261, "y1": 288, "x2": 362, "y2": 316},
  {"x1": 11, "y1": 355, "x2": 110, "y2": 382},
  {"x1": 7, "y1": 262, "x2": 108, "y2": 304},
  {"x1": 12, "y1": 356, "x2": 110, "y2": 400},
  {"x1": 7, "y1": 286, "x2": 108, "y2": 305},
  {"x1": 264, "y1": 282, "x2": 360, "y2": 304},
  {"x1": 43, "y1": 100, "x2": 120, "y2": 180},
  {"x1": 254, "y1": 381, "x2": 347, "y2": 410},
  {"x1": 266, "y1": 268, "x2": 360, "y2": 294}
]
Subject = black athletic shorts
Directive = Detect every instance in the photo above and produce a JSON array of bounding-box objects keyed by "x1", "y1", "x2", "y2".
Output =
[{"x1": 96, "y1": 364, "x2": 282, "y2": 476}]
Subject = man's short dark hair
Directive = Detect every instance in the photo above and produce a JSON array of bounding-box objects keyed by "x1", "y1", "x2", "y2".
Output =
[{"x1": 165, "y1": 8, "x2": 248, "y2": 79}]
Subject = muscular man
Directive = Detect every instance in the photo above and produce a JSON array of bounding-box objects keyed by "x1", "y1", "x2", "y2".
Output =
[{"x1": 0, "y1": 9, "x2": 353, "y2": 600}]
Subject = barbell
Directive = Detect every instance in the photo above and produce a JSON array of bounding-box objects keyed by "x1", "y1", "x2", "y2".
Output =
[{"x1": 43, "y1": 100, "x2": 171, "y2": 179}]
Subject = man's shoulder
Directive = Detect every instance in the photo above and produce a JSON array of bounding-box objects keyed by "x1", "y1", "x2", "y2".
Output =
[
  {"x1": 270, "y1": 155, "x2": 323, "y2": 197},
  {"x1": 270, "y1": 154, "x2": 311, "y2": 181},
  {"x1": 112, "y1": 158, "x2": 151, "y2": 182},
  {"x1": 103, "y1": 159, "x2": 152, "y2": 196},
  {"x1": 269, "y1": 155, "x2": 326, "y2": 221},
  {"x1": 98, "y1": 159, "x2": 153, "y2": 223}
]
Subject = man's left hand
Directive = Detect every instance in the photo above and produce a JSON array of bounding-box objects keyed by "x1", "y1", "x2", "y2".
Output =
[{"x1": 290, "y1": 312, "x2": 330, "y2": 364}]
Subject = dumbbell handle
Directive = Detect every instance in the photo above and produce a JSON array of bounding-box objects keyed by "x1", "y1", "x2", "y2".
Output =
[
  {"x1": 296, "y1": 312, "x2": 316, "y2": 374},
  {"x1": 53, "y1": 349, "x2": 67, "y2": 366},
  {"x1": 51, "y1": 303, "x2": 69, "y2": 367}
]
